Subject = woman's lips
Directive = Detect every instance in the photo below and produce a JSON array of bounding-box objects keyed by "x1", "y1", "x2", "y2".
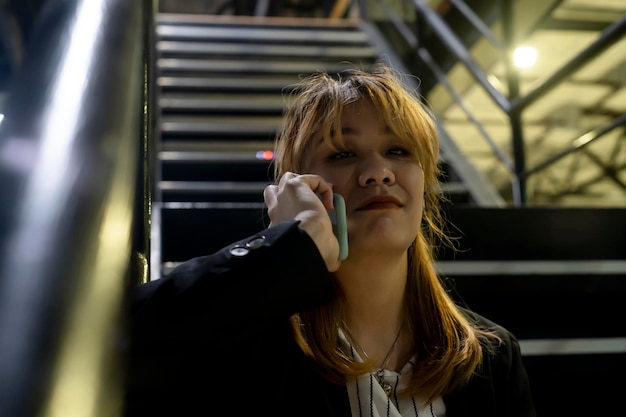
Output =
[
  {"x1": 359, "y1": 202, "x2": 401, "y2": 210},
  {"x1": 356, "y1": 195, "x2": 403, "y2": 211}
]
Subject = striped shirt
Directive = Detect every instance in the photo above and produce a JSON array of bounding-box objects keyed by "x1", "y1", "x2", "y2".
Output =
[{"x1": 338, "y1": 329, "x2": 446, "y2": 417}]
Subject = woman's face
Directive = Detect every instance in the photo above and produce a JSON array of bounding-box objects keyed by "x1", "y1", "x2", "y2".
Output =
[{"x1": 304, "y1": 98, "x2": 425, "y2": 256}]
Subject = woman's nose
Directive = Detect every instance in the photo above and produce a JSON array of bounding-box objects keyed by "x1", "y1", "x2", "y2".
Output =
[{"x1": 358, "y1": 153, "x2": 396, "y2": 187}]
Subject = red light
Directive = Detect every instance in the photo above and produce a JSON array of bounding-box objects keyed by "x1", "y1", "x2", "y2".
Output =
[{"x1": 256, "y1": 150, "x2": 274, "y2": 161}]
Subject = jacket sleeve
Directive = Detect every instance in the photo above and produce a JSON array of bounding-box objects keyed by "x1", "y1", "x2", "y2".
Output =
[{"x1": 127, "y1": 220, "x2": 334, "y2": 351}]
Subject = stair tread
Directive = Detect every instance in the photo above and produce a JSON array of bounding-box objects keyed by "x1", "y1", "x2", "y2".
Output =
[
  {"x1": 158, "y1": 75, "x2": 300, "y2": 92},
  {"x1": 157, "y1": 58, "x2": 374, "y2": 74},
  {"x1": 157, "y1": 23, "x2": 369, "y2": 44},
  {"x1": 160, "y1": 93, "x2": 284, "y2": 107},
  {"x1": 161, "y1": 117, "x2": 280, "y2": 136},
  {"x1": 157, "y1": 41, "x2": 377, "y2": 59},
  {"x1": 159, "y1": 150, "x2": 272, "y2": 161},
  {"x1": 156, "y1": 13, "x2": 364, "y2": 30},
  {"x1": 160, "y1": 181, "x2": 270, "y2": 191},
  {"x1": 161, "y1": 114, "x2": 282, "y2": 124},
  {"x1": 160, "y1": 139, "x2": 274, "y2": 150}
]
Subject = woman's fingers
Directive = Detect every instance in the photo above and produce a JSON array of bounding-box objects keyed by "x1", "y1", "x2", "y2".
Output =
[
  {"x1": 263, "y1": 172, "x2": 341, "y2": 271},
  {"x1": 266, "y1": 172, "x2": 332, "y2": 221},
  {"x1": 281, "y1": 172, "x2": 334, "y2": 207}
]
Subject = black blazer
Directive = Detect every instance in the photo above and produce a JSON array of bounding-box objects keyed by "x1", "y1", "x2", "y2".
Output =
[{"x1": 123, "y1": 221, "x2": 536, "y2": 417}]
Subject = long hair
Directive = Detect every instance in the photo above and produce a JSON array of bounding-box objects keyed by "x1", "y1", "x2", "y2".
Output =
[{"x1": 273, "y1": 63, "x2": 501, "y2": 403}]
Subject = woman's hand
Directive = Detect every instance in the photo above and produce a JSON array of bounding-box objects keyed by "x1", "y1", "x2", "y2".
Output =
[{"x1": 263, "y1": 172, "x2": 342, "y2": 272}]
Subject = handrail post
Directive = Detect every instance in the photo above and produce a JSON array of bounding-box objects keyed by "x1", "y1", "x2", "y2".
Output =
[
  {"x1": 500, "y1": 0, "x2": 526, "y2": 206},
  {"x1": 0, "y1": 0, "x2": 144, "y2": 416},
  {"x1": 132, "y1": 0, "x2": 158, "y2": 286}
]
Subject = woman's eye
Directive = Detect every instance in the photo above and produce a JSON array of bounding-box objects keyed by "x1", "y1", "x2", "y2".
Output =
[
  {"x1": 387, "y1": 147, "x2": 411, "y2": 156},
  {"x1": 328, "y1": 150, "x2": 353, "y2": 160}
]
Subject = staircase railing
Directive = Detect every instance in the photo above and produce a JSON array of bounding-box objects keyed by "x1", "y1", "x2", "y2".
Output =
[
  {"x1": 198, "y1": 1, "x2": 626, "y2": 206},
  {"x1": 0, "y1": 0, "x2": 153, "y2": 416},
  {"x1": 364, "y1": 0, "x2": 626, "y2": 206}
]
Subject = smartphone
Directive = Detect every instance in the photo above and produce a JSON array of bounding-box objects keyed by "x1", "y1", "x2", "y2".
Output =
[{"x1": 328, "y1": 193, "x2": 349, "y2": 261}]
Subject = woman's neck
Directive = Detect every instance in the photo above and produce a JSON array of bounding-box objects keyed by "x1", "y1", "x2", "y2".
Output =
[{"x1": 335, "y1": 252, "x2": 412, "y2": 370}]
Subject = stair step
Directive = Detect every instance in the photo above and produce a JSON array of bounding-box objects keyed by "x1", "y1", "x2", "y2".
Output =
[
  {"x1": 159, "y1": 181, "x2": 268, "y2": 203},
  {"x1": 156, "y1": 12, "x2": 363, "y2": 29},
  {"x1": 157, "y1": 25, "x2": 367, "y2": 41},
  {"x1": 160, "y1": 181, "x2": 269, "y2": 192},
  {"x1": 157, "y1": 58, "x2": 374, "y2": 75},
  {"x1": 158, "y1": 75, "x2": 299, "y2": 93},
  {"x1": 159, "y1": 93, "x2": 285, "y2": 114},
  {"x1": 157, "y1": 41, "x2": 378, "y2": 60},
  {"x1": 160, "y1": 139, "x2": 274, "y2": 152},
  {"x1": 157, "y1": 22, "x2": 369, "y2": 45},
  {"x1": 160, "y1": 115, "x2": 281, "y2": 138},
  {"x1": 159, "y1": 149, "x2": 272, "y2": 161}
]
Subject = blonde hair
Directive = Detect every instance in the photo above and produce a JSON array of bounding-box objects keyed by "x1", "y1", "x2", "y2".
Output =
[{"x1": 274, "y1": 63, "x2": 500, "y2": 403}]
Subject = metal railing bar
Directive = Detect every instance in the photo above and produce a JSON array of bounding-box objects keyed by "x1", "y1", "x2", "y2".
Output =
[
  {"x1": 448, "y1": 0, "x2": 503, "y2": 50},
  {"x1": 523, "y1": 113, "x2": 626, "y2": 178},
  {"x1": 418, "y1": 47, "x2": 515, "y2": 172},
  {"x1": 380, "y1": 0, "x2": 418, "y2": 49},
  {"x1": 358, "y1": 21, "x2": 419, "y2": 82},
  {"x1": 0, "y1": 0, "x2": 144, "y2": 416},
  {"x1": 545, "y1": 164, "x2": 624, "y2": 200},
  {"x1": 410, "y1": 0, "x2": 511, "y2": 114},
  {"x1": 580, "y1": 145, "x2": 626, "y2": 191},
  {"x1": 500, "y1": 0, "x2": 526, "y2": 206},
  {"x1": 437, "y1": 126, "x2": 506, "y2": 207},
  {"x1": 135, "y1": 0, "x2": 158, "y2": 287},
  {"x1": 607, "y1": 126, "x2": 626, "y2": 166}
]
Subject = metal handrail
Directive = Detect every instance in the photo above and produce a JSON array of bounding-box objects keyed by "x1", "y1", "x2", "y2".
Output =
[
  {"x1": 0, "y1": 0, "x2": 151, "y2": 416},
  {"x1": 410, "y1": 0, "x2": 512, "y2": 114},
  {"x1": 372, "y1": 0, "x2": 626, "y2": 206},
  {"x1": 523, "y1": 113, "x2": 626, "y2": 179},
  {"x1": 417, "y1": 46, "x2": 515, "y2": 172}
]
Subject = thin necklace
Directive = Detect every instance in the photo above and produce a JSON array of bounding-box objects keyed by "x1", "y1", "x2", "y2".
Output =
[
  {"x1": 377, "y1": 326, "x2": 403, "y2": 369},
  {"x1": 341, "y1": 321, "x2": 404, "y2": 396}
]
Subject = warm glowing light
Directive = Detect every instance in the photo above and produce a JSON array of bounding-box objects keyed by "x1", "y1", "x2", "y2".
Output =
[
  {"x1": 256, "y1": 150, "x2": 274, "y2": 161},
  {"x1": 513, "y1": 46, "x2": 537, "y2": 68}
]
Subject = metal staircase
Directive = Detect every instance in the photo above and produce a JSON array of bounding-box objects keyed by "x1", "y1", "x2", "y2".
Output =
[
  {"x1": 149, "y1": 14, "x2": 626, "y2": 416},
  {"x1": 151, "y1": 13, "x2": 500, "y2": 276},
  {"x1": 0, "y1": 2, "x2": 622, "y2": 416}
]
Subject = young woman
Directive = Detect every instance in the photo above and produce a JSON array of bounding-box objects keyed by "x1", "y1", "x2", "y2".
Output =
[{"x1": 124, "y1": 64, "x2": 536, "y2": 417}]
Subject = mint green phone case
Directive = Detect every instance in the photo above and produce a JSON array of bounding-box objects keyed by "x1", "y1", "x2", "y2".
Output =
[{"x1": 330, "y1": 194, "x2": 348, "y2": 261}]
